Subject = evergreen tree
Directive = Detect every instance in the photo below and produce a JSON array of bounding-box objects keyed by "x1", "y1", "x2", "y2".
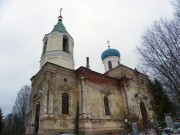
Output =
[
  {"x1": 151, "y1": 79, "x2": 176, "y2": 126},
  {"x1": 0, "y1": 108, "x2": 4, "y2": 134}
]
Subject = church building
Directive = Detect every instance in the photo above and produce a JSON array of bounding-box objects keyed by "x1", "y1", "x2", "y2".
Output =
[{"x1": 26, "y1": 11, "x2": 155, "y2": 135}]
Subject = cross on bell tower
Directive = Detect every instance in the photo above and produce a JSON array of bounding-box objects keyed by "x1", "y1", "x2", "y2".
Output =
[{"x1": 58, "y1": 8, "x2": 63, "y2": 21}]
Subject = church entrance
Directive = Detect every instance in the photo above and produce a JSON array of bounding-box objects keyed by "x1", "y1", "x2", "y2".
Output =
[
  {"x1": 140, "y1": 101, "x2": 148, "y2": 126},
  {"x1": 34, "y1": 102, "x2": 40, "y2": 134}
]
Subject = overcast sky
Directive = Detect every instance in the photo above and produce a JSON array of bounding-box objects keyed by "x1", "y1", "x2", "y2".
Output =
[{"x1": 0, "y1": 0, "x2": 174, "y2": 116}]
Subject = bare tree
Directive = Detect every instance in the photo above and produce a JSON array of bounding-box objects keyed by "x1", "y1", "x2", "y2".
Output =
[
  {"x1": 2, "y1": 85, "x2": 31, "y2": 135},
  {"x1": 173, "y1": 0, "x2": 180, "y2": 21},
  {"x1": 137, "y1": 18, "x2": 180, "y2": 102},
  {"x1": 2, "y1": 114, "x2": 13, "y2": 135},
  {"x1": 13, "y1": 85, "x2": 31, "y2": 131}
]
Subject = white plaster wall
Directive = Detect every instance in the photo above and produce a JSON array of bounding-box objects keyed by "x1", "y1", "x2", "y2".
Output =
[
  {"x1": 40, "y1": 54, "x2": 74, "y2": 69},
  {"x1": 102, "y1": 56, "x2": 120, "y2": 72}
]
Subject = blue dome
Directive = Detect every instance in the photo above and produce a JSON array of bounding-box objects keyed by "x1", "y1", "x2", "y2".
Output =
[{"x1": 101, "y1": 48, "x2": 120, "y2": 60}]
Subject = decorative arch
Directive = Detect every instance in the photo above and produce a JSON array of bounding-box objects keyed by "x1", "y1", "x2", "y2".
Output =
[
  {"x1": 104, "y1": 96, "x2": 110, "y2": 115},
  {"x1": 62, "y1": 93, "x2": 69, "y2": 114},
  {"x1": 140, "y1": 101, "x2": 148, "y2": 126},
  {"x1": 108, "y1": 61, "x2": 112, "y2": 70}
]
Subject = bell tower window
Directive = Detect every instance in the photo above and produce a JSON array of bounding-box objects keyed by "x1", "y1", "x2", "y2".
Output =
[
  {"x1": 42, "y1": 39, "x2": 47, "y2": 55},
  {"x1": 63, "y1": 36, "x2": 69, "y2": 53},
  {"x1": 108, "y1": 61, "x2": 112, "y2": 70}
]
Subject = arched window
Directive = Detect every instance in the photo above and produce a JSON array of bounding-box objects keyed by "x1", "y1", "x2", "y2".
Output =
[
  {"x1": 104, "y1": 96, "x2": 110, "y2": 115},
  {"x1": 140, "y1": 101, "x2": 148, "y2": 126},
  {"x1": 62, "y1": 93, "x2": 69, "y2": 114},
  {"x1": 118, "y1": 61, "x2": 120, "y2": 65},
  {"x1": 108, "y1": 61, "x2": 112, "y2": 70},
  {"x1": 35, "y1": 102, "x2": 40, "y2": 133},
  {"x1": 63, "y1": 36, "x2": 69, "y2": 52}
]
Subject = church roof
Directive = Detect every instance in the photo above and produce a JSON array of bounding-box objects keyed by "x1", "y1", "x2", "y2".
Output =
[
  {"x1": 51, "y1": 20, "x2": 67, "y2": 33},
  {"x1": 76, "y1": 66, "x2": 118, "y2": 87},
  {"x1": 101, "y1": 48, "x2": 120, "y2": 60}
]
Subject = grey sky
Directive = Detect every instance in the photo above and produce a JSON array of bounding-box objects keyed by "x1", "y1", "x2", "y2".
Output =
[{"x1": 0, "y1": 0, "x2": 173, "y2": 116}]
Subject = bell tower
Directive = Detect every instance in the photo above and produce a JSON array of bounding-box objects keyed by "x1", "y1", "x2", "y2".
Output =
[{"x1": 40, "y1": 9, "x2": 75, "y2": 70}]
